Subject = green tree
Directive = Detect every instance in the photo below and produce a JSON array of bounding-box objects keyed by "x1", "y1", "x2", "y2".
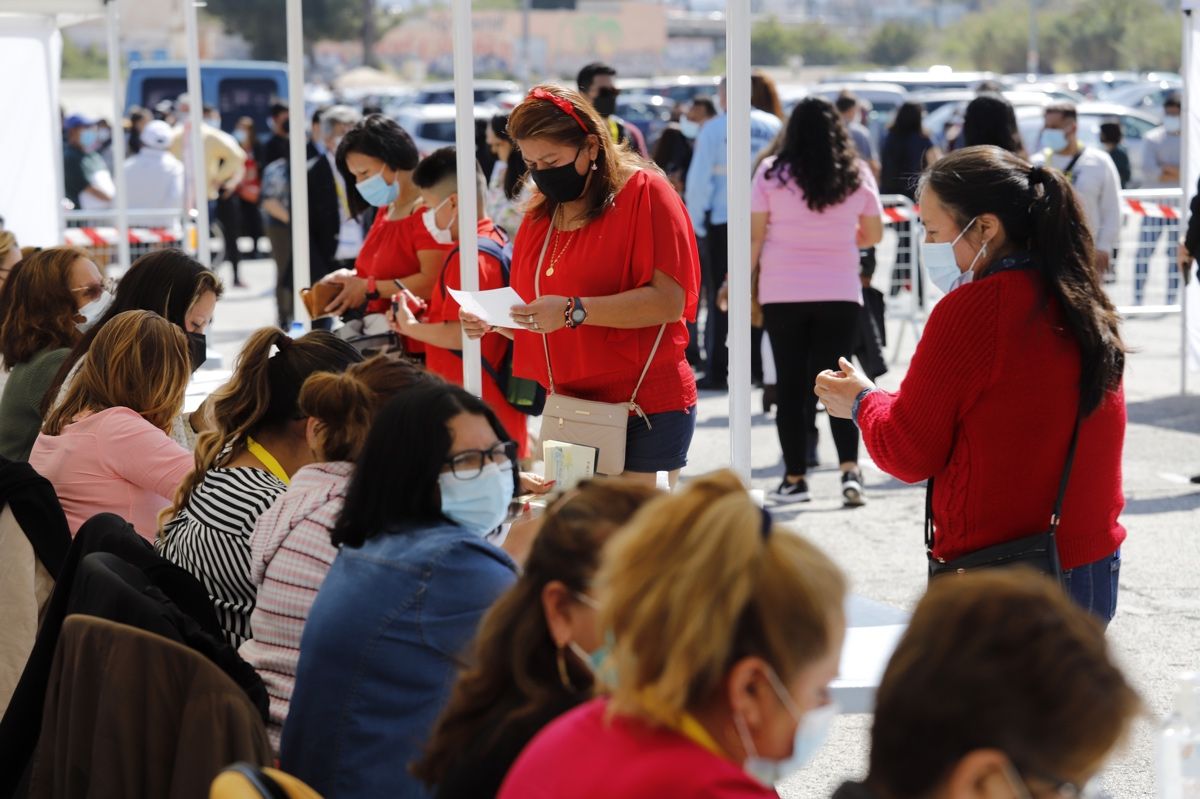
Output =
[
  {"x1": 203, "y1": 0, "x2": 373, "y2": 61},
  {"x1": 795, "y1": 23, "x2": 858, "y2": 65},
  {"x1": 61, "y1": 37, "x2": 108, "y2": 80},
  {"x1": 866, "y1": 21, "x2": 925, "y2": 67},
  {"x1": 751, "y1": 16, "x2": 793, "y2": 67},
  {"x1": 752, "y1": 17, "x2": 858, "y2": 66},
  {"x1": 938, "y1": 0, "x2": 1064, "y2": 73},
  {"x1": 1051, "y1": 0, "x2": 1181, "y2": 71}
]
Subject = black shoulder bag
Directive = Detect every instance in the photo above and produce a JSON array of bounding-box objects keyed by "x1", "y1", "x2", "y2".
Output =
[{"x1": 926, "y1": 403, "x2": 1082, "y2": 582}]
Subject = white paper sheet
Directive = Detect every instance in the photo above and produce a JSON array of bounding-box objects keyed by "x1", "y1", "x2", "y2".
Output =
[{"x1": 448, "y1": 286, "x2": 528, "y2": 329}]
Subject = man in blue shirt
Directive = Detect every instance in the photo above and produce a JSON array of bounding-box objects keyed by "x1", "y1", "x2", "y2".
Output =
[{"x1": 684, "y1": 78, "x2": 781, "y2": 389}]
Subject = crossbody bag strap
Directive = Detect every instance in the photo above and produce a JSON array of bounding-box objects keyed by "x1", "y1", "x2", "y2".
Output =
[
  {"x1": 533, "y1": 215, "x2": 557, "y2": 395},
  {"x1": 1049, "y1": 401, "x2": 1084, "y2": 534}
]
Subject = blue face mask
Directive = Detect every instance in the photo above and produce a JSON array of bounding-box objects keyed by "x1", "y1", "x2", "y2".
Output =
[
  {"x1": 920, "y1": 216, "x2": 985, "y2": 295},
  {"x1": 78, "y1": 129, "x2": 99, "y2": 152},
  {"x1": 1042, "y1": 127, "x2": 1068, "y2": 152},
  {"x1": 735, "y1": 665, "x2": 839, "y2": 787},
  {"x1": 356, "y1": 169, "x2": 399, "y2": 208},
  {"x1": 438, "y1": 461, "x2": 513, "y2": 535}
]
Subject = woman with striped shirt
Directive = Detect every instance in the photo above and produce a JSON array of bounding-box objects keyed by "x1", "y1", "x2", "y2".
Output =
[
  {"x1": 239, "y1": 356, "x2": 430, "y2": 752},
  {"x1": 157, "y1": 328, "x2": 362, "y2": 646}
]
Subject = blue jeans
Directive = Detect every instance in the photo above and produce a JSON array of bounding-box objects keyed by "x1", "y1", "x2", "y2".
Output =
[
  {"x1": 1061, "y1": 550, "x2": 1120, "y2": 628},
  {"x1": 1135, "y1": 217, "x2": 1180, "y2": 305}
]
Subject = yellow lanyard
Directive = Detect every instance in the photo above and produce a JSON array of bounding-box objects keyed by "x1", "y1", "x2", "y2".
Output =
[
  {"x1": 608, "y1": 117, "x2": 621, "y2": 144},
  {"x1": 246, "y1": 437, "x2": 290, "y2": 485},
  {"x1": 676, "y1": 713, "x2": 726, "y2": 759}
]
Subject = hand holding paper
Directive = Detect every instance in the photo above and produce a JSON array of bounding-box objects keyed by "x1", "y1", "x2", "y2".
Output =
[{"x1": 448, "y1": 287, "x2": 528, "y2": 330}]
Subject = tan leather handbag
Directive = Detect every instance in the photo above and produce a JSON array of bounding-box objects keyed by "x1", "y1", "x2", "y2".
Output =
[{"x1": 533, "y1": 218, "x2": 665, "y2": 476}]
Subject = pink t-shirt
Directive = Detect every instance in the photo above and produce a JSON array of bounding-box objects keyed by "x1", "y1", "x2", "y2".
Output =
[
  {"x1": 751, "y1": 156, "x2": 882, "y2": 304},
  {"x1": 29, "y1": 406, "x2": 195, "y2": 541}
]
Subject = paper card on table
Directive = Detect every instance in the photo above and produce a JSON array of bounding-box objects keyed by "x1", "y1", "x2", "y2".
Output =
[{"x1": 447, "y1": 286, "x2": 528, "y2": 329}]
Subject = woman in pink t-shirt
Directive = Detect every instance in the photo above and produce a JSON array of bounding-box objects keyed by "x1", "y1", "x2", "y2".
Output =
[
  {"x1": 750, "y1": 97, "x2": 883, "y2": 507},
  {"x1": 30, "y1": 310, "x2": 194, "y2": 540}
]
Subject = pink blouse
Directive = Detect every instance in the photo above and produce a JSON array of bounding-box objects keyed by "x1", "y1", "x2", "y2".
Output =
[{"x1": 29, "y1": 407, "x2": 195, "y2": 541}]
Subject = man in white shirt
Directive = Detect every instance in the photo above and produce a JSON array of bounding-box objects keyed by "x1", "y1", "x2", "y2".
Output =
[
  {"x1": 1032, "y1": 103, "x2": 1122, "y2": 279},
  {"x1": 1137, "y1": 94, "x2": 1183, "y2": 304},
  {"x1": 123, "y1": 120, "x2": 185, "y2": 231}
]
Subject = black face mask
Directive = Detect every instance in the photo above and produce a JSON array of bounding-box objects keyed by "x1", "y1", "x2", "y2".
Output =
[
  {"x1": 529, "y1": 148, "x2": 589, "y2": 204},
  {"x1": 186, "y1": 331, "x2": 207, "y2": 372},
  {"x1": 592, "y1": 87, "x2": 618, "y2": 117}
]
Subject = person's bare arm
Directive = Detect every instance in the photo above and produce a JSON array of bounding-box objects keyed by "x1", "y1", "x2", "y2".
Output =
[
  {"x1": 857, "y1": 215, "x2": 884, "y2": 248},
  {"x1": 262, "y1": 198, "x2": 290, "y2": 224},
  {"x1": 510, "y1": 269, "x2": 684, "y2": 335}
]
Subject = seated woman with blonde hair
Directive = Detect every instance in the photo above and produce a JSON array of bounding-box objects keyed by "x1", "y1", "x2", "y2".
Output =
[
  {"x1": 29, "y1": 310, "x2": 194, "y2": 541},
  {"x1": 499, "y1": 470, "x2": 847, "y2": 798}
]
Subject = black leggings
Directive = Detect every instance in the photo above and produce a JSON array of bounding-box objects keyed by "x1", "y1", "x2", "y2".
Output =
[{"x1": 762, "y1": 301, "x2": 861, "y2": 476}]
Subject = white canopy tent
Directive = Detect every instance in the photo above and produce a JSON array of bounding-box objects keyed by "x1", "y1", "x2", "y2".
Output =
[{"x1": 1182, "y1": 1, "x2": 1200, "y2": 385}]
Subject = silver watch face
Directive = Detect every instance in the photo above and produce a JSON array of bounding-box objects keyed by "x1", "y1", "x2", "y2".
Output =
[{"x1": 572, "y1": 307, "x2": 586, "y2": 323}]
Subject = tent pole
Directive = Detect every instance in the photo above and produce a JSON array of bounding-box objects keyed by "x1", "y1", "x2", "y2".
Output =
[
  {"x1": 452, "y1": 0, "x2": 482, "y2": 396},
  {"x1": 105, "y1": 0, "x2": 130, "y2": 270},
  {"x1": 726, "y1": 0, "x2": 752, "y2": 482},
  {"x1": 182, "y1": 0, "x2": 209, "y2": 266},
  {"x1": 286, "y1": 0, "x2": 310, "y2": 328}
]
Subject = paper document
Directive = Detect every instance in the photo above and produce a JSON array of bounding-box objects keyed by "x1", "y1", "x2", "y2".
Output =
[{"x1": 448, "y1": 286, "x2": 527, "y2": 329}]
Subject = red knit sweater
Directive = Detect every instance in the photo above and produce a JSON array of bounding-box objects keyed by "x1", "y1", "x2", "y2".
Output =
[{"x1": 858, "y1": 269, "x2": 1126, "y2": 571}]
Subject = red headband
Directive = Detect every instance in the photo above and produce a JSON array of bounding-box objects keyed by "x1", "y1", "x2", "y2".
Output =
[{"x1": 527, "y1": 88, "x2": 589, "y2": 133}]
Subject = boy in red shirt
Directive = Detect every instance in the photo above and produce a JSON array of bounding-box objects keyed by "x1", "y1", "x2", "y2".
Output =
[{"x1": 387, "y1": 148, "x2": 529, "y2": 458}]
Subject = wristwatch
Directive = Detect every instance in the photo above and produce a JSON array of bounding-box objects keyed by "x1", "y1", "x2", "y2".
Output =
[
  {"x1": 365, "y1": 275, "x2": 380, "y2": 301},
  {"x1": 565, "y1": 296, "x2": 588, "y2": 329}
]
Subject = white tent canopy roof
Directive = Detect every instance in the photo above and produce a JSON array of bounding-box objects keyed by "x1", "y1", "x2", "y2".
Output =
[{"x1": 0, "y1": 0, "x2": 105, "y2": 15}]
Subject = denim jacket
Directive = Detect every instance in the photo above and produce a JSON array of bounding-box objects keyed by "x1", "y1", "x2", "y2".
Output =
[{"x1": 280, "y1": 520, "x2": 517, "y2": 799}]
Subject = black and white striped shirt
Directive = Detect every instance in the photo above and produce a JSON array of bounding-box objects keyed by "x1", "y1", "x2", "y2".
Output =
[{"x1": 157, "y1": 467, "x2": 288, "y2": 647}]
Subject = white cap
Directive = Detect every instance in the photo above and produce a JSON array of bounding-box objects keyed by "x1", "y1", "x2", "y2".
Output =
[{"x1": 140, "y1": 120, "x2": 173, "y2": 150}]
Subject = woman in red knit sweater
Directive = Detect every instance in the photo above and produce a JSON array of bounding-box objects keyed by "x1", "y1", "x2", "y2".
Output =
[{"x1": 817, "y1": 146, "x2": 1127, "y2": 625}]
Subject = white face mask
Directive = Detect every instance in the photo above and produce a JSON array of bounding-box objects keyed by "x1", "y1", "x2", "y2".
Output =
[
  {"x1": 438, "y1": 461, "x2": 513, "y2": 535},
  {"x1": 1163, "y1": 115, "x2": 1182, "y2": 134},
  {"x1": 75, "y1": 290, "x2": 114, "y2": 333},
  {"x1": 679, "y1": 118, "x2": 700, "y2": 139},
  {"x1": 920, "y1": 216, "x2": 986, "y2": 295},
  {"x1": 734, "y1": 666, "x2": 838, "y2": 786},
  {"x1": 422, "y1": 196, "x2": 454, "y2": 246}
]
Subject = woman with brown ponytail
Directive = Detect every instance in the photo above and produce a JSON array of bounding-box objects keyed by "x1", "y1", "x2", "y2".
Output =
[
  {"x1": 413, "y1": 479, "x2": 659, "y2": 798},
  {"x1": 499, "y1": 470, "x2": 847, "y2": 798},
  {"x1": 157, "y1": 328, "x2": 361, "y2": 646},
  {"x1": 817, "y1": 146, "x2": 1128, "y2": 625},
  {"x1": 239, "y1": 356, "x2": 429, "y2": 752}
]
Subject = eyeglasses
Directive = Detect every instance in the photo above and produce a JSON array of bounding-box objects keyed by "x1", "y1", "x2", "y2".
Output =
[
  {"x1": 444, "y1": 440, "x2": 516, "y2": 480},
  {"x1": 1007, "y1": 761, "x2": 1085, "y2": 799},
  {"x1": 70, "y1": 277, "x2": 116, "y2": 302}
]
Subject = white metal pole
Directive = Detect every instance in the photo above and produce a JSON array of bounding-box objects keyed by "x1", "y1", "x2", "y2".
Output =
[
  {"x1": 182, "y1": 0, "x2": 209, "y2": 266},
  {"x1": 48, "y1": 25, "x2": 66, "y2": 245},
  {"x1": 105, "y1": 0, "x2": 131, "y2": 270},
  {"x1": 726, "y1": 1, "x2": 752, "y2": 482},
  {"x1": 1180, "y1": 6, "x2": 1195, "y2": 395},
  {"x1": 286, "y1": 0, "x2": 310, "y2": 328},
  {"x1": 452, "y1": 0, "x2": 482, "y2": 396},
  {"x1": 518, "y1": 0, "x2": 532, "y2": 86}
]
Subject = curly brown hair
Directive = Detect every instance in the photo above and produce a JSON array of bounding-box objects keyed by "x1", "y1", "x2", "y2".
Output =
[
  {"x1": 766, "y1": 96, "x2": 862, "y2": 212},
  {"x1": 0, "y1": 247, "x2": 87, "y2": 367}
]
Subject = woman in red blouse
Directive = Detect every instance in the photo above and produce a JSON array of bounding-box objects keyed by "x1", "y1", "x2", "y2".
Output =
[
  {"x1": 463, "y1": 85, "x2": 701, "y2": 488},
  {"x1": 318, "y1": 115, "x2": 451, "y2": 318},
  {"x1": 817, "y1": 146, "x2": 1128, "y2": 625}
]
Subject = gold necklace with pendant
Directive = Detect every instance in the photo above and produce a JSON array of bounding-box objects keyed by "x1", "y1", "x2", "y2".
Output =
[{"x1": 545, "y1": 209, "x2": 576, "y2": 277}]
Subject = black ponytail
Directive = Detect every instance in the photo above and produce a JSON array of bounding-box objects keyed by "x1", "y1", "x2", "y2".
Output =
[{"x1": 921, "y1": 146, "x2": 1126, "y2": 415}]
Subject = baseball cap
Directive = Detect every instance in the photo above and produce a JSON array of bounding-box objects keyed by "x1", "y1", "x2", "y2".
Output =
[
  {"x1": 64, "y1": 113, "x2": 98, "y2": 131},
  {"x1": 140, "y1": 120, "x2": 174, "y2": 150}
]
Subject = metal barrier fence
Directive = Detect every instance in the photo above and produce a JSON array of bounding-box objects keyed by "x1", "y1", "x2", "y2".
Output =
[
  {"x1": 876, "y1": 194, "x2": 923, "y2": 363},
  {"x1": 61, "y1": 208, "x2": 224, "y2": 271}
]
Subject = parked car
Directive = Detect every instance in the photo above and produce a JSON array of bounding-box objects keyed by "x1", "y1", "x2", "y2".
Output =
[
  {"x1": 410, "y1": 80, "x2": 520, "y2": 106},
  {"x1": 826, "y1": 69, "x2": 1006, "y2": 93},
  {"x1": 393, "y1": 103, "x2": 498, "y2": 177},
  {"x1": 918, "y1": 90, "x2": 1059, "y2": 149},
  {"x1": 615, "y1": 93, "x2": 673, "y2": 149},
  {"x1": 126, "y1": 60, "x2": 288, "y2": 138},
  {"x1": 1100, "y1": 78, "x2": 1182, "y2": 119},
  {"x1": 618, "y1": 76, "x2": 722, "y2": 107}
]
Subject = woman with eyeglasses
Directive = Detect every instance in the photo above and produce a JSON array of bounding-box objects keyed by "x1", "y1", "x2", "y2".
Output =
[
  {"x1": 45, "y1": 248, "x2": 224, "y2": 448},
  {"x1": 414, "y1": 478, "x2": 659, "y2": 798},
  {"x1": 831, "y1": 570, "x2": 1140, "y2": 799},
  {"x1": 282, "y1": 380, "x2": 525, "y2": 799},
  {"x1": 0, "y1": 247, "x2": 108, "y2": 461}
]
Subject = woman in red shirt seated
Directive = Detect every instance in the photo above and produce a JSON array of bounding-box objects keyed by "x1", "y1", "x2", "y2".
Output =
[
  {"x1": 817, "y1": 146, "x2": 1128, "y2": 625},
  {"x1": 318, "y1": 115, "x2": 450, "y2": 318},
  {"x1": 498, "y1": 470, "x2": 846, "y2": 799},
  {"x1": 464, "y1": 85, "x2": 701, "y2": 488}
]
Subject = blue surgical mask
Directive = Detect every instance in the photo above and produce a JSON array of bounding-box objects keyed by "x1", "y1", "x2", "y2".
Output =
[
  {"x1": 79, "y1": 129, "x2": 99, "y2": 151},
  {"x1": 920, "y1": 216, "x2": 984, "y2": 295},
  {"x1": 1042, "y1": 128, "x2": 1068, "y2": 153},
  {"x1": 438, "y1": 461, "x2": 514, "y2": 535},
  {"x1": 679, "y1": 118, "x2": 700, "y2": 139},
  {"x1": 735, "y1": 666, "x2": 839, "y2": 786},
  {"x1": 356, "y1": 169, "x2": 399, "y2": 208},
  {"x1": 1163, "y1": 115, "x2": 1182, "y2": 134}
]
